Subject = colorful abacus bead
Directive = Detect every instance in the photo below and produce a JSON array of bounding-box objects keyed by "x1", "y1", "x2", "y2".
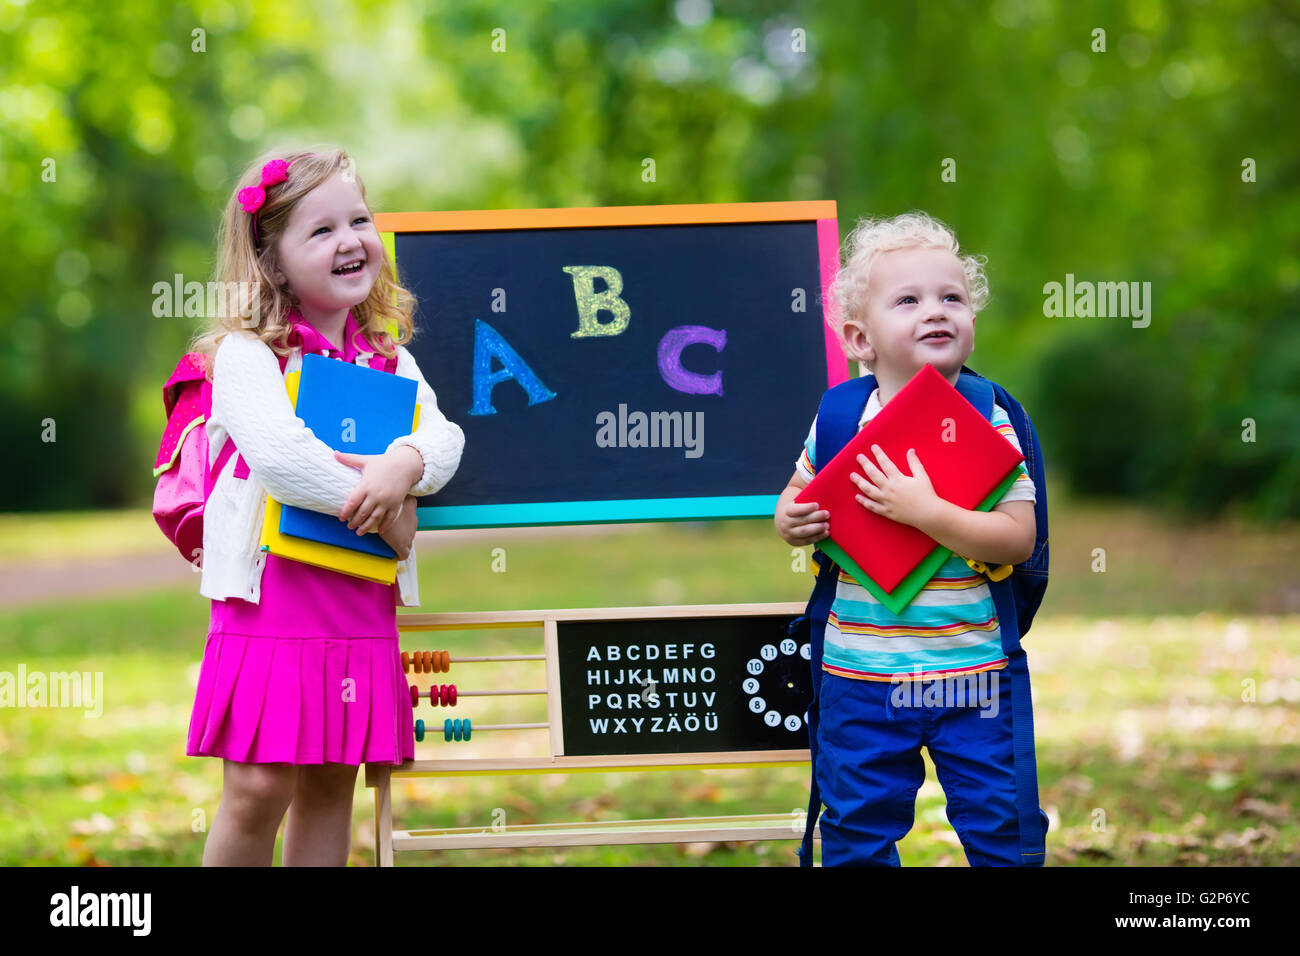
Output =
[
  {"x1": 442, "y1": 717, "x2": 472, "y2": 741},
  {"x1": 405, "y1": 650, "x2": 452, "y2": 674},
  {"x1": 430, "y1": 684, "x2": 457, "y2": 706},
  {"x1": 410, "y1": 683, "x2": 420, "y2": 707},
  {"x1": 415, "y1": 718, "x2": 425, "y2": 742}
]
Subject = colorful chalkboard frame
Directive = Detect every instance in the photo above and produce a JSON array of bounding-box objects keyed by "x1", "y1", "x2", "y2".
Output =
[{"x1": 376, "y1": 202, "x2": 845, "y2": 530}]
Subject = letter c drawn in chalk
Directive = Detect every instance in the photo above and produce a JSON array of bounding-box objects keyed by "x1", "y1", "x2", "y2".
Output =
[{"x1": 657, "y1": 325, "x2": 726, "y2": 395}]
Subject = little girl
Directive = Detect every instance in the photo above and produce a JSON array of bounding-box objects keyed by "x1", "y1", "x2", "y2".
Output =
[{"x1": 184, "y1": 147, "x2": 464, "y2": 866}]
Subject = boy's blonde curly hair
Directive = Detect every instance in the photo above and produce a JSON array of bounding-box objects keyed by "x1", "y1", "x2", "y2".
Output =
[
  {"x1": 827, "y1": 211, "x2": 989, "y2": 358},
  {"x1": 187, "y1": 146, "x2": 417, "y2": 379}
]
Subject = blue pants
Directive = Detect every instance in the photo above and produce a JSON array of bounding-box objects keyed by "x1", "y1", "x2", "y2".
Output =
[{"x1": 815, "y1": 669, "x2": 1049, "y2": 866}]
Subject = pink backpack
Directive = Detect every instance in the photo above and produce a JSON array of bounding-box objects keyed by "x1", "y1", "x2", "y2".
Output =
[{"x1": 152, "y1": 344, "x2": 397, "y2": 566}]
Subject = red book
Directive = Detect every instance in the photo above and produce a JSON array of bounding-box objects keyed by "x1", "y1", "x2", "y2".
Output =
[{"x1": 795, "y1": 363, "x2": 1025, "y2": 596}]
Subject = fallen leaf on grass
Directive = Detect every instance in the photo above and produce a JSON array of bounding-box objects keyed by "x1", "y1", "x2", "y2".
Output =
[
  {"x1": 573, "y1": 793, "x2": 619, "y2": 816},
  {"x1": 70, "y1": 814, "x2": 114, "y2": 835},
  {"x1": 683, "y1": 842, "x2": 719, "y2": 857},
  {"x1": 1196, "y1": 753, "x2": 1244, "y2": 773},
  {"x1": 1212, "y1": 825, "x2": 1276, "y2": 850},
  {"x1": 1075, "y1": 845, "x2": 1115, "y2": 860},
  {"x1": 1055, "y1": 774, "x2": 1095, "y2": 797},
  {"x1": 501, "y1": 792, "x2": 538, "y2": 816},
  {"x1": 1049, "y1": 845, "x2": 1077, "y2": 864},
  {"x1": 107, "y1": 773, "x2": 142, "y2": 793},
  {"x1": 1232, "y1": 797, "x2": 1291, "y2": 822},
  {"x1": 1129, "y1": 831, "x2": 1204, "y2": 852},
  {"x1": 682, "y1": 782, "x2": 722, "y2": 803},
  {"x1": 1260, "y1": 765, "x2": 1300, "y2": 783}
]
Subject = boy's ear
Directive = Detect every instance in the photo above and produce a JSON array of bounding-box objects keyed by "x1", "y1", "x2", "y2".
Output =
[{"x1": 841, "y1": 319, "x2": 875, "y2": 366}]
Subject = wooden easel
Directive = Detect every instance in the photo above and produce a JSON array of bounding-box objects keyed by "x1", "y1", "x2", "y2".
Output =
[{"x1": 364, "y1": 602, "x2": 820, "y2": 865}]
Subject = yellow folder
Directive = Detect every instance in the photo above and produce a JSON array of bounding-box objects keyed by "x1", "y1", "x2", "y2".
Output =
[{"x1": 258, "y1": 369, "x2": 420, "y2": 584}]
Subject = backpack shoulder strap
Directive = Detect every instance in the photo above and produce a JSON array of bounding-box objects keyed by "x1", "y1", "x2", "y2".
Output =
[
  {"x1": 956, "y1": 365, "x2": 1051, "y2": 637},
  {"x1": 954, "y1": 366, "x2": 995, "y2": 419},
  {"x1": 985, "y1": 378, "x2": 1050, "y2": 637},
  {"x1": 813, "y1": 374, "x2": 875, "y2": 476},
  {"x1": 201, "y1": 376, "x2": 239, "y2": 497}
]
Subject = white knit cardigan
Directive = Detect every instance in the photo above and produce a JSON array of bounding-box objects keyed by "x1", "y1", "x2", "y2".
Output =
[{"x1": 199, "y1": 329, "x2": 465, "y2": 607}]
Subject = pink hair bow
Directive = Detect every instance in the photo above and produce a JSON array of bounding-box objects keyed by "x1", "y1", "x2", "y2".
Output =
[{"x1": 237, "y1": 159, "x2": 290, "y2": 214}]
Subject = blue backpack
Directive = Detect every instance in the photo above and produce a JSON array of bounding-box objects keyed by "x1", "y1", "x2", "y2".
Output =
[{"x1": 792, "y1": 364, "x2": 1050, "y2": 866}]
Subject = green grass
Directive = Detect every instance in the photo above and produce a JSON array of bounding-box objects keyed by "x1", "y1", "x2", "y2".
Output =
[{"x1": 1, "y1": 504, "x2": 1298, "y2": 866}]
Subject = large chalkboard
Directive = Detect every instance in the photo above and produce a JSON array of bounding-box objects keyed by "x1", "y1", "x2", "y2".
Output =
[
  {"x1": 555, "y1": 614, "x2": 813, "y2": 757},
  {"x1": 378, "y1": 203, "x2": 845, "y2": 529}
]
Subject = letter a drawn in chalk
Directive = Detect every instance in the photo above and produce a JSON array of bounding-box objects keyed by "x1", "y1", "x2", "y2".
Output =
[{"x1": 469, "y1": 318, "x2": 557, "y2": 416}]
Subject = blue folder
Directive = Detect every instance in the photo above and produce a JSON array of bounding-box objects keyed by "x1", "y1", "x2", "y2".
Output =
[{"x1": 279, "y1": 353, "x2": 419, "y2": 557}]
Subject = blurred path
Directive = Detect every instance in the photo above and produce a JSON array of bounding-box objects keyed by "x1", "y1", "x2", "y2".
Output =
[{"x1": 0, "y1": 524, "x2": 648, "y2": 608}]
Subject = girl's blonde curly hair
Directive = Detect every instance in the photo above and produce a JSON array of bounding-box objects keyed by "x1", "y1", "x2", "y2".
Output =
[
  {"x1": 827, "y1": 211, "x2": 989, "y2": 352},
  {"x1": 187, "y1": 146, "x2": 416, "y2": 378}
]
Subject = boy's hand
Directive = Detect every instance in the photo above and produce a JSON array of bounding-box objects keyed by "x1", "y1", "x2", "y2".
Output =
[
  {"x1": 379, "y1": 495, "x2": 419, "y2": 561},
  {"x1": 335, "y1": 446, "x2": 424, "y2": 536},
  {"x1": 775, "y1": 490, "x2": 830, "y2": 547},
  {"x1": 851, "y1": 445, "x2": 941, "y2": 529}
]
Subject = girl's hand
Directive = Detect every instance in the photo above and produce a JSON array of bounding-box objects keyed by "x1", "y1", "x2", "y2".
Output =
[
  {"x1": 379, "y1": 495, "x2": 419, "y2": 561},
  {"x1": 851, "y1": 445, "x2": 940, "y2": 530},
  {"x1": 334, "y1": 446, "x2": 424, "y2": 536},
  {"x1": 775, "y1": 489, "x2": 830, "y2": 547}
]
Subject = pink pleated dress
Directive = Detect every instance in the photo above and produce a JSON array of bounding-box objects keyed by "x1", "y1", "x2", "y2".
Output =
[{"x1": 186, "y1": 313, "x2": 415, "y2": 766}]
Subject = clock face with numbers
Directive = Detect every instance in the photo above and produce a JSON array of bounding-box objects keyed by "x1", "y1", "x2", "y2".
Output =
[{"x1": 741, "y1": 636, "x2": 812, "y2": 733}]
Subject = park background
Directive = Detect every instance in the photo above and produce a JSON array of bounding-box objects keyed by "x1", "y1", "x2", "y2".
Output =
[{"x1": 1, "y1": 0, "x2": 1297, "y2": 865}]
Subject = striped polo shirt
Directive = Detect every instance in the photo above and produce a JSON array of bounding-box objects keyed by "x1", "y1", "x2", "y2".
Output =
[{"x1": 795, "y1": 387, "x2": 1035, "y2": 682}]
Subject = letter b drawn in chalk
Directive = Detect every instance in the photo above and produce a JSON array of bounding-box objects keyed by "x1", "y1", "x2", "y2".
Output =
[{"x1": 563, "y1": 265, "x2": 631, "y2": 338}]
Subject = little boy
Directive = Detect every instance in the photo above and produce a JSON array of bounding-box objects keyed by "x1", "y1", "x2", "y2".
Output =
[{"x1": 775, "y1": 211, "x2": 1049, "y2": 866}]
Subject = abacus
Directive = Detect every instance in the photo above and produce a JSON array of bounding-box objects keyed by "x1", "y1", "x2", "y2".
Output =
[
  {"x1": 402, "y1": 649, "x2": 549, "y2": 741},
  {"x1": 364, "y1": 603, "x2": 821, "y2": 865}
]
